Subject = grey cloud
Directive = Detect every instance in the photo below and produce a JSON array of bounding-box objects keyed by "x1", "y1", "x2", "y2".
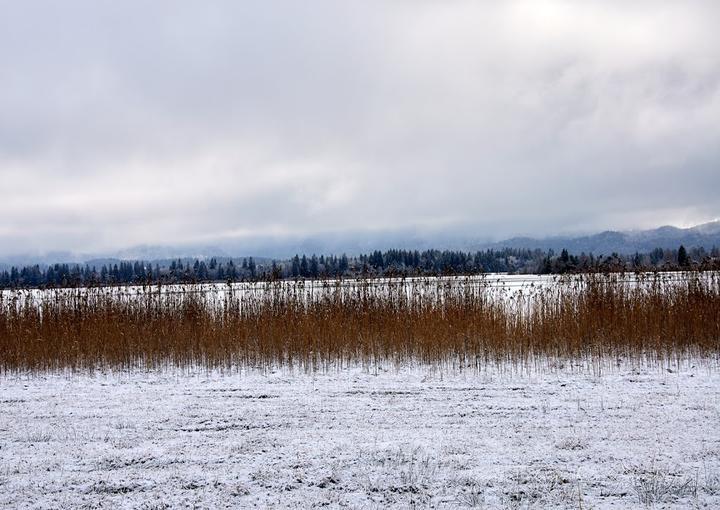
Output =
[{"x1": 1, "y1": 0, "x2": 719, "y2": 256}]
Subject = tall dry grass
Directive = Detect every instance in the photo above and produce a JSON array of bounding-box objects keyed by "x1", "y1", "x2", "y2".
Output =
[{"x1": 0, "y1": 272, "x2": 718, "y2": 373}]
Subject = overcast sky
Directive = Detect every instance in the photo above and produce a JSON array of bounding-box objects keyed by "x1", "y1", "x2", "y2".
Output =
[{"x1": 1, "y1": 0, "x2": 719, "y2": 256}]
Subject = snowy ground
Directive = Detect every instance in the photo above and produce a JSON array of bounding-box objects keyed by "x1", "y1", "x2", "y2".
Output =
[{"x1": 2, "y1": 361, "x2": 720, "y2": 509}]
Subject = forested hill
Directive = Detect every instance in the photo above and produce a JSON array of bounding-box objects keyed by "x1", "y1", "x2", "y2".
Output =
[{"x1": 487, "y1": 221, "x2": 720, "y2": 254}]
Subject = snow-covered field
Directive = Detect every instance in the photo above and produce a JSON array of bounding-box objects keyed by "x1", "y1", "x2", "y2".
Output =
[{"x1": 2, "y1": 362, "x2": 720, "y2": 509}]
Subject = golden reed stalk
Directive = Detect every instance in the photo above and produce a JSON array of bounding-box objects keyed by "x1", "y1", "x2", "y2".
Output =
[{"x1": 1, "y1": 272, "x2": 718, "y2": 373}]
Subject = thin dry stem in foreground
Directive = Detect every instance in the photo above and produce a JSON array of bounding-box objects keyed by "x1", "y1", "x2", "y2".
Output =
[{"x1": 0, "y1": 272, "x2": 718, "y2": 373}]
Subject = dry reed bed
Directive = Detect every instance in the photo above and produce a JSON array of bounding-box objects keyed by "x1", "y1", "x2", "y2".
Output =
[{"x1": 0, "y1": 272, "x2": 718, "y2": 373}]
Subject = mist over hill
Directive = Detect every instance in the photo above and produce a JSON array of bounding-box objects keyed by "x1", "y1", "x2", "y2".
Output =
[
  {"x1": 88, "y1": 220, "x2": 720, "y2": 261},
  {"x1": 487, "y1": 221, "x2": 720, "y2": 255},
  {"x1": 1, "y1": 221, "x2": 719, "y2": 268}
]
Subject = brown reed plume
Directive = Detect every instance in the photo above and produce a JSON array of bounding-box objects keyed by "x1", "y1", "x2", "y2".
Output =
[{"x1": 0, "y1": 272, "x2": 718, "y2": 373}]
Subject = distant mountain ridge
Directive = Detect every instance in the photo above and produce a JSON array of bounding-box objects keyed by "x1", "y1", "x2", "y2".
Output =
[
  {"x1": 1, "y1": 221, "x2": 719, "y2": 268},
  {"x1": 488, "y1": 221, "x2": 720, "y2": 254}
]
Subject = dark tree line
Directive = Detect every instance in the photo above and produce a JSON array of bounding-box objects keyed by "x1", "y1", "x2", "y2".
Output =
[{"x1": 1, "y1": 245, "x2": 719, "y2": 289}]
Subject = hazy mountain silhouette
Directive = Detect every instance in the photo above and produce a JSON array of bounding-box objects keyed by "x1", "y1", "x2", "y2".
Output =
[
  {"x1": 1, "y1": 221, "x2": 719, "y2": 267},
  {"x1": 488, "y1": 221, "x2": 720, "y2": 254}
]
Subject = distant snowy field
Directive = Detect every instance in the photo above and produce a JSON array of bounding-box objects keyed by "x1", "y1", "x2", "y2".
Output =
[{"x1": 2, "y1": 362, "x2": 720, "y2": 509}]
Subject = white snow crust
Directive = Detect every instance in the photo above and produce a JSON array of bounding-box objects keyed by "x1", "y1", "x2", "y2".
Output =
[{"x1": 1, "y1": 361, "x2": 720, "y2": 508}]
